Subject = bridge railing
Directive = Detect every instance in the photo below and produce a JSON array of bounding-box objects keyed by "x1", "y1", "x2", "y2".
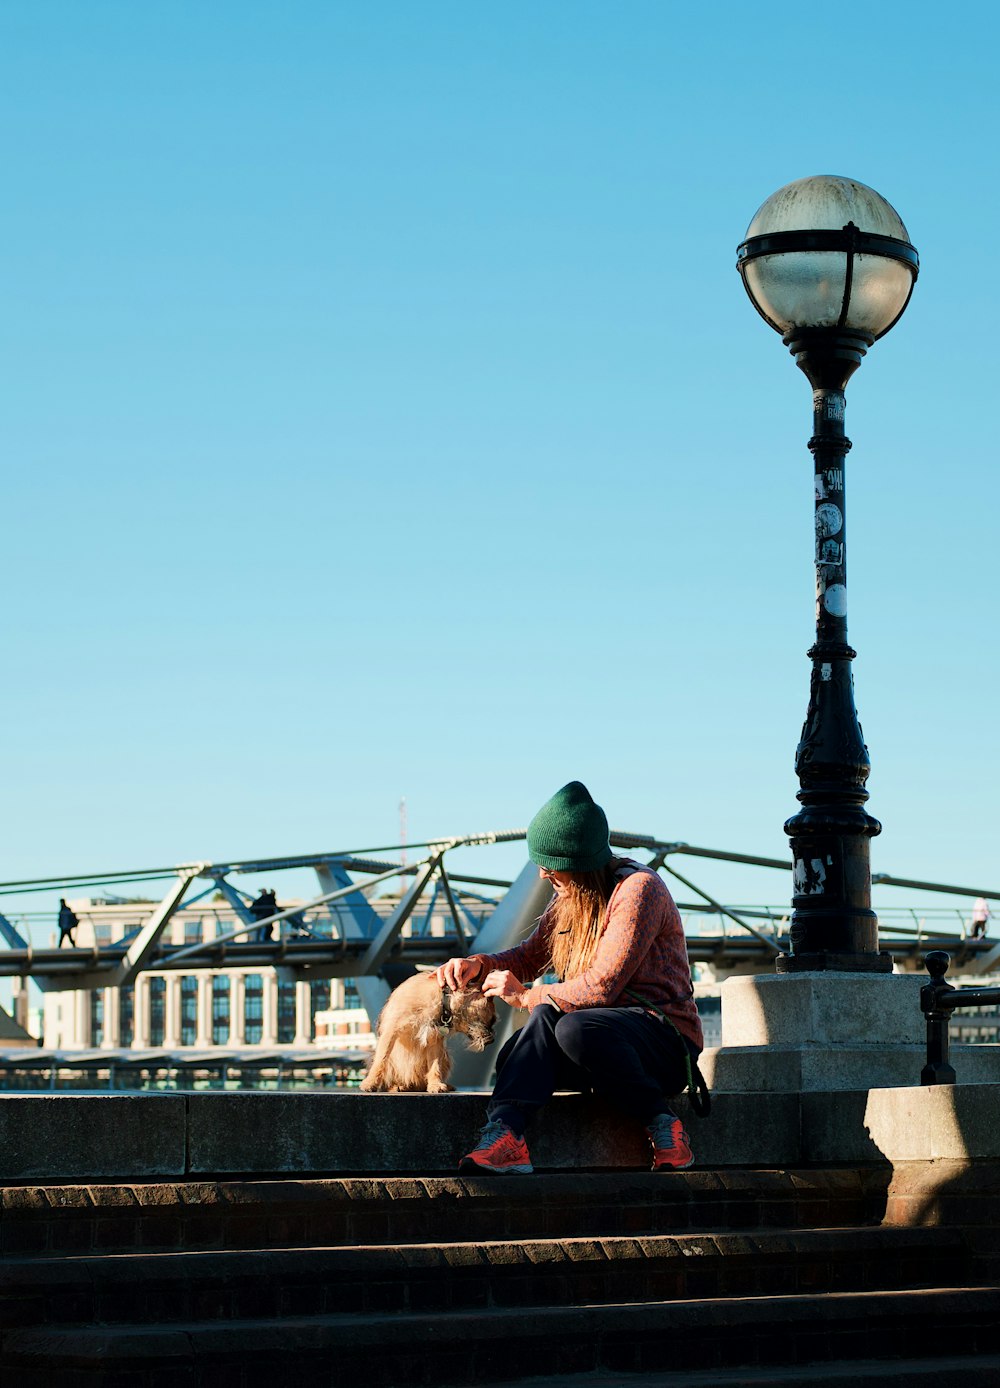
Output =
[{"x1": 2, "y1": 831, "x2": 1000, "y2": 991}]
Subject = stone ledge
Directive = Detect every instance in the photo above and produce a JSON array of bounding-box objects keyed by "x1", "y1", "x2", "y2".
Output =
[
  {"x1": 0, "y1": 1084, "x2": 998, "y2": 1181},
  {"x1": 0, "y1": 1095, "x2": 185, "y2": 1181},
  {"x1": 0, "y1": 1091, "x2": 798, "y2": 1180}
]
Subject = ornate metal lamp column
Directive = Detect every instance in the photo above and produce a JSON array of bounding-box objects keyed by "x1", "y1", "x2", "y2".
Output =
[{"x1": 737, "y1": 177, "x2": 919, "y2": 973}]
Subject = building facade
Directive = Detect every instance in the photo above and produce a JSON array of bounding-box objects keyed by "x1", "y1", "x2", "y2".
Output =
[{"x1": 42, "y1": 897, "x2": 373, "y2": 1051}]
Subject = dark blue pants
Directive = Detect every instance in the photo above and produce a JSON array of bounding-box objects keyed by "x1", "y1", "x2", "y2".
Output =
[{"x1": 486, "y1": 1004, "x2": 696, "y2": 1136}]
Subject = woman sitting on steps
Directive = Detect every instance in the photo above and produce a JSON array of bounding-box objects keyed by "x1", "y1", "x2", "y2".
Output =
[{"x1": 435, "y1": 780, "x2": 704, "y2": 1174}]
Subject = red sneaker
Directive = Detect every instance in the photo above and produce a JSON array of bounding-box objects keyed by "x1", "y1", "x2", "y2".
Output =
[
  {"x1": 459, "y1": 1120, "x2": 533, "y2": 1174},
  {"x1": 646, "y1": 1114, "x2": 694, "y2": 1170}
]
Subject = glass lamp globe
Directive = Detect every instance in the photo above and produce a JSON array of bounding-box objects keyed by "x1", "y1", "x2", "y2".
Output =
[{"x1": 737, "y1": 176, "x2": 918, "y2": 340}]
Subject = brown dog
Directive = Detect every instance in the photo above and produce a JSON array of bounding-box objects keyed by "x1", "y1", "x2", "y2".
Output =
[{"x1": 360, "y1": 969, "x2": 496, "y2": 1093}]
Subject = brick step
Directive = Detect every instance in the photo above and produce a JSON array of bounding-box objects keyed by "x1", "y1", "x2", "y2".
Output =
[
  {"x1": 3, "y1": 1287, "x2": 1000, "y2": 1386},
  {"x1": 1, "y1": 1168, "x2": 890, "y2": 1257},
  {"x1": 0, "y1": 1225, "x2": 969, "y2": 1329},
  {"x1": 490, "y1": 1356, "x2": 1000, "y2": 1388}
]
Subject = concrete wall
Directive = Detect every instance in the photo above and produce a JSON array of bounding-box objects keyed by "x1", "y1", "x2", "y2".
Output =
[{"x1": 1, "y1": 1083, "x2": 999, "y2": 1181}]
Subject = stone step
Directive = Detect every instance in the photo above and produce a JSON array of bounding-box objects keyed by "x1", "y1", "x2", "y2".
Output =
[
  {"x1": 3, "y1": 1287, "x2": 1000, "y2": 1386},
  {"x1": 0, "y1": 1225, "x2": 969, "y2": 1329},
  {"x1": 0, "y1": 1168, "x2": 891, "y2": 1258},
  {"x1": 490, "y1": 1356, "x2": 1000, "y2": 1388}
]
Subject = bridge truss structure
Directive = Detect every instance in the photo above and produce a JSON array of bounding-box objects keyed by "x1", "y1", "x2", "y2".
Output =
[{"x1": 2, "y1": 829, "x2": 1000, "y2": 1034}]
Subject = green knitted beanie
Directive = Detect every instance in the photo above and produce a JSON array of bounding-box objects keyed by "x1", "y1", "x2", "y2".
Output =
[{"x1": 527, "y1": 781, "x2": 612, "y2": 873}]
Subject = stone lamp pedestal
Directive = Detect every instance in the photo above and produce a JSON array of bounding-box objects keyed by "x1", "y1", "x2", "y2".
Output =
[{"x1": 700, "y1": 972, "x2": 932, "y2": 1093}]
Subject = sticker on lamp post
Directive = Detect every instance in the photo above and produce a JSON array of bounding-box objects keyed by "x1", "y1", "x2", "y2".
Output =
[
  {"x1": 823, "y1": 584, "x2": 848, "y2": 617},
  {"x1": 793, "y1": 857, "x2": 831, "y2": 896}
]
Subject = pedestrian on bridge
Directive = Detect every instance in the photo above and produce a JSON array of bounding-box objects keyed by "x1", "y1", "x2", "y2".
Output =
[
  {"x1": 436, "y1": 781, "x2": 705, "y2": 1175},
  {"x1": 971, "y1": 897, "x2": 992, "y2": 939},
  {"x1": 57, "y1": 898, "x2": 79, "y2": 948},
  {"x1": 249, "y1": 888, "x2": 278, "y2": 942}
]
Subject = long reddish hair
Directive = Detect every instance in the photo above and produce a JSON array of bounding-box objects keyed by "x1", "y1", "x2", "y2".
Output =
[{"x1": 547, "y1": 857, "x2": 627, "y2": 980}]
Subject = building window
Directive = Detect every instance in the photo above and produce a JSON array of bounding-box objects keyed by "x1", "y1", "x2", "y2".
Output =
[
  {"x1": 180, "y1": 976, "x2": 197, "y2": 1046},
  {"x1": 184, "y1": 917, "x2": 203, "y2": 945},
  {"x1": 119, "y1": 986, "x2": 134, "y2": 1048},
  {"x1": 212, "y1": 976, "x2": 231, "y2": 1045},
  {"x1": 244, "y1": 974, "x2": 263, "y2": 1045},
  {"x1": 277, "y1": 980, "x2": 296, "y2": 1044},
  {"x1": 149, "y1": 977, "x2": 166, "y2": 1047},
  {"x1": 89, "y1": 990, "x2": 104, "y2": 1047},
  {"x1": 343, "y1": 978, "x2": 362, "y2": 1010},
  {"x1": 310, "y1": 981, "x2": 331, "y2": 1039}
]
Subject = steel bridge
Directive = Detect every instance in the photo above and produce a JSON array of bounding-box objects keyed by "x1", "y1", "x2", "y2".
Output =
[{"x1": 3, "y1": 829, "x2": 1000, "y2": 1031}]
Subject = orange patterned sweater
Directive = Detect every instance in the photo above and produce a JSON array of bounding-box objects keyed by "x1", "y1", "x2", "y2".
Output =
[{"x1": 476, "y1": 861, "x2": 703, "y2": 1050}]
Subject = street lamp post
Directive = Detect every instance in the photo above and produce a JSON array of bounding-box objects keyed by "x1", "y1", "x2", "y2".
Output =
[{"x1": 737, "y1": 176, "x2": 919, "y2": 974}]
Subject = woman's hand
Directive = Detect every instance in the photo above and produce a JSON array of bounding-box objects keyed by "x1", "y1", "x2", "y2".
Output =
[
  {"x1": 481, "y1": 969, "x2": 529, "y2": 1009},
  {"x1": 433, "y1": 956, "x2": 485, "y2": 991}
]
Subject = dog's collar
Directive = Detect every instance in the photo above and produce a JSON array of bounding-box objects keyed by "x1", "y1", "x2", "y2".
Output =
[{"x1": 437, "y1": 985, "x2": 454, "y2": 1034}]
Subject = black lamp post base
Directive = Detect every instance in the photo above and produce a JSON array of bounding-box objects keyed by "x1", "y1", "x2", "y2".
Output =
[{"x1": 776, "y1": 949, "x2": 892, "y2": 974}]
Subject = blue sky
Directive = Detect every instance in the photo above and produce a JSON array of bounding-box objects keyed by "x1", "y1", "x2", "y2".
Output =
[{"x1": 1, "y1": 1, "x2": 998, "y2": 962}]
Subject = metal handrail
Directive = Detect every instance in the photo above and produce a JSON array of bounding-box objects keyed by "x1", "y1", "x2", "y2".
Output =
[{"x1": 920, "y1": 950, "x2": 1000, "y2": 1085}]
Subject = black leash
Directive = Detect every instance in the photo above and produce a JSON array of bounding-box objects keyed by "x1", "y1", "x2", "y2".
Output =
[
  {"x1": 438, "y1": 985, "x2": 454, "y2": 1032},
  {"x1": 623, "y1": 986, "x2": 711, "y2": 1118}
]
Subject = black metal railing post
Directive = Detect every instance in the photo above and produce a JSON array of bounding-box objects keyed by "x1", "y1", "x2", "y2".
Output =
[
  {"x1": 920, "y1": 950, "x2": 957, "y2": 1085},
  {"x1": 920, "y1": 949, "x2": 1000, "y2": 1085}
]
